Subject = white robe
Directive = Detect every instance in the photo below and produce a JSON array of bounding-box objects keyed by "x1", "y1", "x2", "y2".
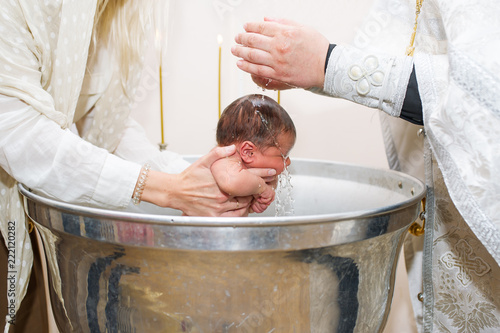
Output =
[{"x1": 324, "y1": 0, "x2": 500, "y2": 331}]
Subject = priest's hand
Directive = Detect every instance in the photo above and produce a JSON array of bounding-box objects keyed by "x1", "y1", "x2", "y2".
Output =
[{"x1": 232, "y1": 17, "x2": 330, "y2": 90}]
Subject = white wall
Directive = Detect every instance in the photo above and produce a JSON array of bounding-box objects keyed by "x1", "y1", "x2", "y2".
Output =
[{"x1": 131, "y1": 0, "x2": 388, "y2": 169}]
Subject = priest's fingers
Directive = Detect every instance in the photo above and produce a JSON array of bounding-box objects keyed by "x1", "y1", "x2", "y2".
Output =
[
  {"x1": 241, "y1": 18, "x2": 302, "y2": 37},
  {"x1": 234, "y1": 30, "x2": 274, "y2": 53},
  {"x1": 240, "y1": 20, "x2": 286, "y2": 37},
  {"x1": 235, "y1": 59, "x2": 277, "y2": 82},
  {"x1": 232, "y1": 44, "x2": 274, "y2": 67},
  {"x1": 263, "y1": 17, "x2": 302, "y2": 27},
  {"x1": 251, "y1": 75, "x2": 294, "y2": 91}
]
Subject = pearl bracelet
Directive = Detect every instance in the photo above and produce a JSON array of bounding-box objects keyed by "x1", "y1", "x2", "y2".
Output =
[{"x1": 132, "y1": 163, "x2": 151, "y2": 205}]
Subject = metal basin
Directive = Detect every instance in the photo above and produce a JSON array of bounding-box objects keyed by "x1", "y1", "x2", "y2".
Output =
[{"x1": 19, "y1": 158, "x2": 425, "y2": 333}]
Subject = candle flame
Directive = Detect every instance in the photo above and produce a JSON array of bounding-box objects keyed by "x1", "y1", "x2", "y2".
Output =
[
  {"x1": 155, "y1": 29, "x2": 163, "y2": 59},
  {"x1": 217, "y1": 34, "x2": 223, "y2": 45}
]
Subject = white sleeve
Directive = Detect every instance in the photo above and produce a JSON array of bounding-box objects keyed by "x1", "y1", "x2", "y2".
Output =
[
  {"x1": 113, "y1": 117, "x2": 190, "y2": 173},
  {"x1": 323, "y1": 44, "x2": 414, "y2": 117},
  {"x1": 0, "y1": 94, "x2": 141, "y2": 208}
]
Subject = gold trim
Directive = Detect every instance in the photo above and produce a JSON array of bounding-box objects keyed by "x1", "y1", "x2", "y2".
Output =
[
  {"x1": 405, "y1": 0, "x2": 424, "y2": 56},
  {"x1": 409, "y1": 197, "x2": 426, "y2": 236}
]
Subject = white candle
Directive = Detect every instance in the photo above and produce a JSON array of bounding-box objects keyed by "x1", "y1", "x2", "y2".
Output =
[
  {"x1": 156, "y1": 29, "x2": 166, "y2": 150},
  {"x1": 218, "y1": 34, "x2": 223, "y2": 119}
]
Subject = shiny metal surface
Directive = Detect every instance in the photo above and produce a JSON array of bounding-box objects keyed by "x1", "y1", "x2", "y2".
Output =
[{"x1": 20, "y1": 158, "x2": 425, "y2": 333}]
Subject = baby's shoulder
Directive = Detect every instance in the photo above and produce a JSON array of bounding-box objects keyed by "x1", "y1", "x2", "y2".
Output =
[{"x1": 213, "y1": 155, "x2": 244, "y2": 170}]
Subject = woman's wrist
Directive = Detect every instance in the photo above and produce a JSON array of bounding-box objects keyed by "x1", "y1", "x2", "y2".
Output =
[
  {"x1": 132, "y1": 163, "x2": 151, "y2": 205},
  {"x1": 137, "y1": 169, "x2": 179, "y2": 208}
]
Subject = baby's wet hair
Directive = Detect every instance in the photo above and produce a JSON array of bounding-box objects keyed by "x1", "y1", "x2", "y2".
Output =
[{"x1": 216, "y1": 94, "x2": 296, "y2": 149}]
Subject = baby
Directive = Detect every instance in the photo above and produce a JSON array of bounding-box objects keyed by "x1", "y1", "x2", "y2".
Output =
[{"x1": 212, "y1": 94, "x2": 296, "y2": 214}]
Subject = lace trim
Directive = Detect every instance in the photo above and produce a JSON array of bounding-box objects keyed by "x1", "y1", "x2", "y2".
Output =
[
  {"x1": 449, "y1": 48, "x2": 500, "y2": 120},
  {"x1": 422, "y1": 136, "x2": 435, "y2": 333},
  {"x1": 415, "y1": 53, "x2": 436, "y2": 333}
]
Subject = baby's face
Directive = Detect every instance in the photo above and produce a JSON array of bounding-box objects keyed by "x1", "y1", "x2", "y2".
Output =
[{"x1": 252, "y1": 133, "x2": 294, "y2": 175}]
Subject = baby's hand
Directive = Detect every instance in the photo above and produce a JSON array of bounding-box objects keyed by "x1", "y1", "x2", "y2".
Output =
[
  {"x1": 251, "y1": 200, "x2": 269, "y2": 213},
  {"x1": 251, "y1": 184, "x2": 275, "y2": 213},
  {"x1": 258, "y1": 184, "x2": 275, "y2": 204}
]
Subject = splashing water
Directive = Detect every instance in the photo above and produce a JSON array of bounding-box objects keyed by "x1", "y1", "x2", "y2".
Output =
[
  {"x1": 254, "y1": 108, "x2": 294, "y2": 216},
  {"x1": 274, "y1": 160, "x2": 294, "y2": 216}
]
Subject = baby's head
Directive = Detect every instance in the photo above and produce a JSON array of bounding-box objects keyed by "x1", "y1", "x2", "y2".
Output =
[{"x1": 216, "y1": 94, "x2": 296, "y2": 174}]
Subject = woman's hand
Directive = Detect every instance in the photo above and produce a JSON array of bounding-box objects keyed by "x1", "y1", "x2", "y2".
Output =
[
  {"x1": 232, "y1": 17, "x2": 330, "y2": 90},
  {"x1": 140, "y1": 145, "x2": 276, "y2": 217}
]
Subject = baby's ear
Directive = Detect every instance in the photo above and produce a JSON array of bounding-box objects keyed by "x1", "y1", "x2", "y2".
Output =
[{"x1": 240, "y1": 141, "x2": 257, "y2": 163}]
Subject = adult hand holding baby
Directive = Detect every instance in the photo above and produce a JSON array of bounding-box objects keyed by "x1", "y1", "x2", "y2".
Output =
[{"x1": 141, "y1": 145, "x2": 276, "y2": 217}]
